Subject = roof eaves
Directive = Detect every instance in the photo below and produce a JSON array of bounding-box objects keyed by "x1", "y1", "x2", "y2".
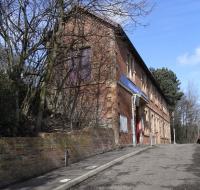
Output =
[{"x1": 117, "y1": 28, "x2": 169, "y2": 104}]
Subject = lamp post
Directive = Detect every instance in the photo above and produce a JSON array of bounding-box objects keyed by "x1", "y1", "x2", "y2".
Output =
[
  {"x1": 172, "y1": 112, "x2": 176, "y2": 144},
  {"x1": 173, "y1": 127, "x2": 176, "y2": 144},
  {"x1": 132, "y1": 95, "x2": 137, "y2": 147}
]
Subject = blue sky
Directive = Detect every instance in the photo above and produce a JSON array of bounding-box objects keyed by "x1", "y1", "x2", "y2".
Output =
[{"x1": 126, "y1": 0, "x2": 200, "y2": 95}]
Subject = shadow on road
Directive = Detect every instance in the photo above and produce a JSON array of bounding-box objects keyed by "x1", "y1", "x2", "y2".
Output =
[
  {"x1": 3, "y1": 168, "x2": 68, "y2": 190},
  {"x1": 173, "y1": 145, "x2": 200, "y2": 190}
]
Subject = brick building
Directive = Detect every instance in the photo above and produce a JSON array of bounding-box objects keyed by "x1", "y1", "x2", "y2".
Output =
[{"x1": 53, "y1": 7, "x2": 171, "y2": 145}]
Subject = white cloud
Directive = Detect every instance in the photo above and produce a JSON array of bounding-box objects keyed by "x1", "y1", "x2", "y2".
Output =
[{"x1": 177, "y1": 47, "x2": 200, "y2": 65}]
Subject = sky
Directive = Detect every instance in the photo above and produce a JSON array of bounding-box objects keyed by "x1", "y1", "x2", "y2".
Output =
[{"x1": 126, "y1": 0, "x2": 200, "y2": 95}]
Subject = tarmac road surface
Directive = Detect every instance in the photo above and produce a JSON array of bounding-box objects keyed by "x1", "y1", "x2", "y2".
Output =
[{"x1": 72, "y1": 144, "x2": 200, "y2": 190}]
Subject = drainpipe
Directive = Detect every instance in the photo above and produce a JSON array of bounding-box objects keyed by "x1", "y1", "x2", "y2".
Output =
[
  {"x1": 172, "y1": 112, "x2": 176, "y2": 144},
  {"x1": 132, "y1": 94, "x2": 137, "y2": 146},
  {"x1": 173, "y1": 128, "x2": 176, "y2": 144}
]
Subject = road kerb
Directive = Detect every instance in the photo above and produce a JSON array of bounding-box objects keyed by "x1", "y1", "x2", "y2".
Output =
[{"x1": 54, "y1": 146, "x2": 152, "y2": 190}]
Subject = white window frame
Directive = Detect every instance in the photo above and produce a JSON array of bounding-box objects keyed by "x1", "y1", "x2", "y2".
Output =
[{"x1": 120, "y1": 115, "x2": 128, "y2": 133}]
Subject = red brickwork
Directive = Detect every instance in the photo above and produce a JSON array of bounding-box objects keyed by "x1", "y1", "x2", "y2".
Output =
[
  {"x1": 0, "y1": 128, "x2": 115, "y2": 188},
  {"x1": 55, "y1": 10, "x2": 171, "y2": 145},
  {"x1": 114, "y1": 35, "x2": 171, "y2": 145},
  {"x1": 117, "y1": 85, "x2": 133, "y2": 144}
]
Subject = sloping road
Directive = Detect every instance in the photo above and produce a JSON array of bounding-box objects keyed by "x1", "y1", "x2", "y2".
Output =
[{"x1": 72, "y1": 144, "x2": 200, "y2": 190}]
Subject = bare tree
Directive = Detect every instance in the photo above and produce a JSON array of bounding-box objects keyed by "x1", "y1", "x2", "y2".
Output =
[
  {"x1": 0, "y1": 0, "x2": 58, "y2": 126},
  {"x1": 174, "y1": 81, "x2": 200, "y2": 143},
  {"x1": 0, "y1": 0, "x2": 152, "y2": 135}
]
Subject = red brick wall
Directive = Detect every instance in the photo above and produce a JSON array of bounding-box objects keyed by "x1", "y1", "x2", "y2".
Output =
[
  {"x1": 115, "y1": 37, "x2": 170, "y2": 121},
  {"x1": 114, "y1": 36, "x2": 171, "y2": 143},
  {"x1": 117, "y1": 85, "x2": 133, "y2": 145},
  {"x1": 0, "y1": 128, "x2": 115, "y2": 188},
  {"x1": 115, "y1": 37, "x2": 143, "y2": 89},
  {"x1": 58, "y1": 12, "x2": 171, "y2": 144}
]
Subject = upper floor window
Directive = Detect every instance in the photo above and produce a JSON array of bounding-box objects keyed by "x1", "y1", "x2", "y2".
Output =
[
  {"x1": 131, "y1": 57, "x2": 135, "y2": 73},
  {"x1": 145, "y1": 108, "x2": 149, "y2": 122},
  {"x1": 159, "y1": 95, "x2": 162, "y2": 109},
  {"x1": 127, "y1": 53, "x2": 132, "y2": 78},
  {"x1": 66, "y1": 47, "x2": 91, "y2": 85},
  {"x1": 126, "y1": 53, "x2": 135, "y2": 80},
  {"x1": 141, "y1": 72, "x2": 147, "y2": 92},
  {"x1": 150, "y1": 84, "x2": 153, "y2": 101}
]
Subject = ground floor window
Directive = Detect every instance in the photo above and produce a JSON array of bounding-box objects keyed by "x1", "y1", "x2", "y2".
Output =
[{"x1": 120, "y1": 115, "x2": 128, "y2": 133}]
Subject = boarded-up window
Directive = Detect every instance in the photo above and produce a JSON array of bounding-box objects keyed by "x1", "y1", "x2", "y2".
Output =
[
  {"x1": 67, "y1": 48, "x2": 91, "y2": 84},
  {"x1": 120, "y1": 115, "x2": 128, "y2": 133}
]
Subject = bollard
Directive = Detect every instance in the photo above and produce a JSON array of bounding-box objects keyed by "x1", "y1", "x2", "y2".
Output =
[
  {"x1": 64, "y1": 148, "x2": 69, "y2": 167},
  {"x1": 150, "y1": 133, "x2": 153, "y2": 146}
]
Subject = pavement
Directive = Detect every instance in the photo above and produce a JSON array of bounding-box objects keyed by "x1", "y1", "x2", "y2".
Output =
[
  {"x1": 72, "y1": 144, "x2": 200, "y2": 190},
  {"x1": 3, "y1": 145, "x2": 151, "y2": 190}
]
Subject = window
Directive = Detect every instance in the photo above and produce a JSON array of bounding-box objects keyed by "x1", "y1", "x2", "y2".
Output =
[
  {"x1": 141, "y1": 73, "x2": 147, "y2": 92},
  {"x1": 150, "y1": 84, "x2": 153, "y2": 101},
  {"x1": 155, "y1": 92, "x2": 158, "y2": 106},
  {"x1": 159, "y1": 96, "x2": 162, "y2": 109},
  {"x1": 145, "y1": 108, "x2": 149, "y2": 122},
  {"x1": 66, "y1": 48, "x2": 91, "y2": 84},
  {"x1": 132, "y1": 59, "x2": 134, "y2": 71},
  {"x1": 120, "y1": 115, "x2": 128, "y2": 133},
  {"x1": 127, "y1": 53, "x2": 132, "y2": 78},
  {"x1": 131, "y1": 57, "x2": 135, "y2": 73},
  {"x1": 151, "y1": 114, "x2": 154, "y2": 133},
  {"x1": 126, "y1": 54, "x2": 136, "y2": 81}
]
